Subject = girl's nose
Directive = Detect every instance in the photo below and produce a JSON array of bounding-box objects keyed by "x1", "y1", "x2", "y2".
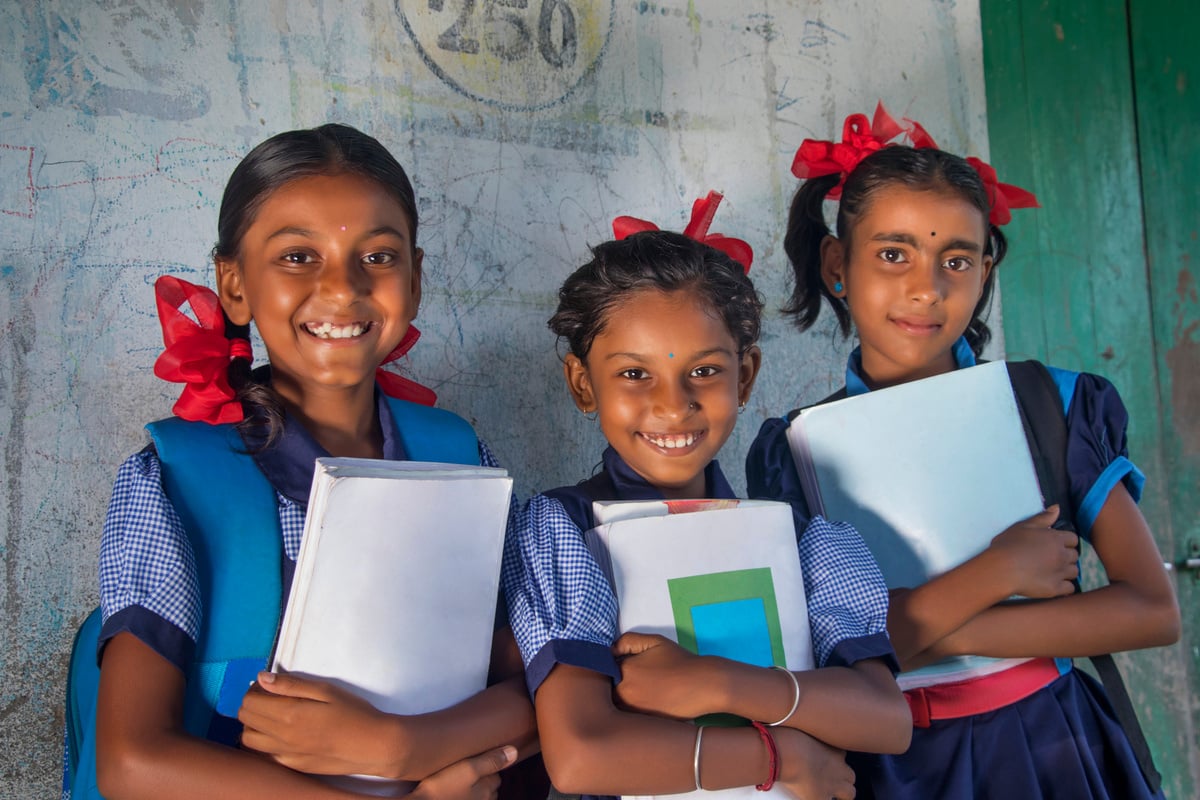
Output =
[
  {"x1": 653, "y1": 379, "x2": 697, "y2": 419},
  {"x1": 907, "y1": 264, "x2": 945, "y2": 305},
  {"x1": 319, "y1": 257, "x2": 368, "y2": 303}
]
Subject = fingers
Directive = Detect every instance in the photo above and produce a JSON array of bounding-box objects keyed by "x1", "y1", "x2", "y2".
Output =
[
  {"x1": 612, "y1": 632, "x2": 662, "y2": 656},
  {"x1": 469, "y1": 745, "x2": 517, "y2": 778},
  {"x1": 252, "y1": 671, "x2": 336, "y2": 700}
]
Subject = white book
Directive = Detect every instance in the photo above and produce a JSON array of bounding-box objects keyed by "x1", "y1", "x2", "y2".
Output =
[
  {"x1": 585, "y1": 499, "x2": 813, "y2": 800},
  {"x1": 272, "y1": 457, "x2": 513, "y2": 796},
  {"x1": 786, "y1": 361, "x2": 1046, "y2": 686}
]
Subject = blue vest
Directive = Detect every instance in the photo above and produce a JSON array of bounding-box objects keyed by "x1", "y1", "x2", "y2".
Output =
[{"x1": 64, "y1": 397, "x2": 479, "y2": 799}]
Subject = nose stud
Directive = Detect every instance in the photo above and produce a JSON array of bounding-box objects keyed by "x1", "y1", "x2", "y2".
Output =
[{"x1": 688, "y1": 401, "x2": 697, "y2": 410}]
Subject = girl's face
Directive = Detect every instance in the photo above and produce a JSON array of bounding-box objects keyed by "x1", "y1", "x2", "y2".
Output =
[
  {"x1": 216, "y1": 172, "x2": 422, "y2": 404},
  {"x1": 822, "y1": 184, "x2": 992, "y2": 388},
  {"x1": 563, "y1": 288, "x2": 761, "y2": 499}
]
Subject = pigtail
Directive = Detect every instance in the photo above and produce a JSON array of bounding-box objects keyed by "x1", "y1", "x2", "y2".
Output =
[
  {"x1": 222, "y1": 316, "x2": 285, "y2": 450},
  {"x1": 781, "y1": 173, "x2": 849, "y2": 336}
]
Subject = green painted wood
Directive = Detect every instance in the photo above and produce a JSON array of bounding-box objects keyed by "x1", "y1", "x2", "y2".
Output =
[
  {"x1": 1128, "y1": 0, "x2": 1200, "y2": 791},
  {"x1": 982, "y1": 0, "x2": 1199, "y2": 795}
]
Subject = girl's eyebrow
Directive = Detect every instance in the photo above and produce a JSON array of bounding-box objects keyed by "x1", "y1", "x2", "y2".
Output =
[
  {"x1": 870, "y1": 231, "x2": 982, "y2": 252},
  {"x1": 265, "y1": 225, "x2": 410, "y2": 242},
  {"x1": 603, "y1": 346, "x2": 735, "y2": 362}
]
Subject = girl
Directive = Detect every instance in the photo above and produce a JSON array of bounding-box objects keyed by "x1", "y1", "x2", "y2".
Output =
[
  {"x1": 501, "y1": 194, "x2": 912, "y2": 800},
  {"x1": 746, "y1": 106, "x2": 1181, "y2": 799},
  {"x1": 86, "y1": 124, "x2": 536, "y2": 800}
]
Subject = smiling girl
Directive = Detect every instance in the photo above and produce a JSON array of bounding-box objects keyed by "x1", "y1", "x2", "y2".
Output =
[
  {"x1": 83, "y1": 124, "x2": 535, "y2": 800},
  {"x1": 747, "y1": 106, "x2": 1180, "y2": 799},
  {"x1": 501, "y1": 195, "x2": 911, "y2": 800}
]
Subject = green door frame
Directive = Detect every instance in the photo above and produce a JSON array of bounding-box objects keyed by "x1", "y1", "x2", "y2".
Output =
[{"x1": 981, "y1": 0, "x2": 1199, "y2": 796}]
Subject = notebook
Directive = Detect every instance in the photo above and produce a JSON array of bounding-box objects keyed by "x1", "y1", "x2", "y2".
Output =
[
  {"x1": 786, "y1": 361, "x2": 1046, "y2": 685},
  {"x1": 585, "y1": 498, "x2": 812, "y2": 799},
  {"x1": 271, "y1": 457, "x2": 513, "y2": 796}
]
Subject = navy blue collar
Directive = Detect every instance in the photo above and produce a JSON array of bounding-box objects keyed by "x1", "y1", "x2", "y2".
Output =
[
  {"x1": 845, "y1": 336, "x2": 977, "y2": 397},
  {"x1": 600, "y1": 446, "x2": 737, "y2": 501},
  {"x1": 248, "y1": 387, "x2": 407, "y2": 506}
]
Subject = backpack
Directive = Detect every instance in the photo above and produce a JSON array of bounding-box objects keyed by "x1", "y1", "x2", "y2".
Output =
[
  {"x1": 63, "y1": 398, "x2": 479, "y2": 800},
  {"x1": 788, "y1": 359, "x2": 1161, "y2": 793}
]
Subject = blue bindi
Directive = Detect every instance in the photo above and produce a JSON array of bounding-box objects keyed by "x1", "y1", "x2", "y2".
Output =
[{"x1": 668, "y1": 353, "x2": 674, "y2": 358}]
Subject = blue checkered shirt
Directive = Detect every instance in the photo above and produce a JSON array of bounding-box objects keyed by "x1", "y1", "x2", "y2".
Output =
[{"x1": 502, "y1": 451, "x2": 895, "y2": 695}]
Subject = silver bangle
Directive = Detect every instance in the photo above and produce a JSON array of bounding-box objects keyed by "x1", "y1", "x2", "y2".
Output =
[
  {"x1": 766, "y1": 665, "x2": 801, "y2": 726},
  {"x1": 693, "y1": 724, "x2": 705, "y2": 791}
]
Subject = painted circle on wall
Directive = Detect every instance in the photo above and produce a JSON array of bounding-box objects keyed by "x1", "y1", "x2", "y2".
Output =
[{"x1": 397, "y1": 0, "x2": 615, "y2": 111}]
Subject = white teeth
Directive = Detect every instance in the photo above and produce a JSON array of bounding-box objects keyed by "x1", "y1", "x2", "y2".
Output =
[
  {"x1": 647, "y1": 433, "x2": 697, "y2": 449},
  {"x1": 305, "y1": 322, "x2": 369, "y2": 339}
]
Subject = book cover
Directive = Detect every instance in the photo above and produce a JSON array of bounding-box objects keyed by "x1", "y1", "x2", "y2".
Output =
[
  {"x1": 585, "y1": 499, "x2": 812, "y2": 800},
  {"x1": 786, "y1": 361, "x2": 1046, "y2": 685},
  {"x1": 272, "y1": 457, "x2": 513, "y2": 796}
]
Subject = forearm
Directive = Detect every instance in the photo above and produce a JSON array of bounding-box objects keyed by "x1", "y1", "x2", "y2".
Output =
[
  {"x1": 385, "y1": 676, "x2": 537, "y2": 781},
  {"x1": 539, "y1": 665, "x2": 774, "y2": 796},
  {"x1": 932, "y1": 581, "x2": 1179, "y2": 660},
  {"x1": 887, "y1": 549, "x2": 1013, "y2": 666},
  {"x1": 702, "y1": 658, "x2": 910, "y2": 753}
]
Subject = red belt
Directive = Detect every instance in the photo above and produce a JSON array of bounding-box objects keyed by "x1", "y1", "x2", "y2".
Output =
[{"x1": 904, "y1": 658, "x2": 1061, "y2": 728}]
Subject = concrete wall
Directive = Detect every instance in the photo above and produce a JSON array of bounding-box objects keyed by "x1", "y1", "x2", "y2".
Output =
[{"x1": 0, "y1": 2, "x2": 994, "y2": 795}]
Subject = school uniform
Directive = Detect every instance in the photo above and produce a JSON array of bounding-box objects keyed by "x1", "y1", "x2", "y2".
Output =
[
  {"x1": 98, "y1": 387, "x2": 499, "y2": 694},
  {"x1": 501, "y1": 446, "x2": 897, "y2": 799},
  {"x1": 745, "y1": 337, "x2": 1161, "y2": 800}
]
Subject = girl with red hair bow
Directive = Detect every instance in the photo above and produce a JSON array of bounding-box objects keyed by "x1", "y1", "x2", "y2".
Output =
[
  {"x1": 747, "y1": 105, "x2": 1178, "y2": 800},
  {"x1": 77, "y1": 124, "x2": 537, "y2": 800}
]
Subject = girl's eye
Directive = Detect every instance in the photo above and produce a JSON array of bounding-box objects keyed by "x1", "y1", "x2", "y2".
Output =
[
  {"x1": 363, "y1": 252, "x2": 395, "y2": 266},
  {"x1": 879, "y1": 248, "x2": 908, "y2": 264},
  {"x1": 943, "y1": 256, "x2": 973, "y2": 272},
  {"x1": 282, "y1": 251, "x2": 314, "y2": 265},
  {"x1": 690, "y1": 365, "x2": 720, "y2": 378},
  {"x1": 618, "y1": 368, "x2": 648, "y2": 381}
]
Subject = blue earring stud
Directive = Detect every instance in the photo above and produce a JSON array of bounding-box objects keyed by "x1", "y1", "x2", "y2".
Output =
[{"x1": 833, "y1": 281, "x2": 844, "y2": 294}]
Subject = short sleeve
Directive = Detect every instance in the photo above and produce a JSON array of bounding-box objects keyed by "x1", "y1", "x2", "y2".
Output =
[
  {"x1": 746, "y1": 417, "x2": 815, "y2": 522},
  {"x1": 97, "y1": 449, "x2": 199, "y2": 671},
  {"x1": 501, "y1": 494, "x2": 621, "y2": 695},
  {"x1": 798, "y1": 516, "x2": 898, "y2": 672},
  {"x1": 1052, "y1": 369, "x2": 1146, "y2": 538}
]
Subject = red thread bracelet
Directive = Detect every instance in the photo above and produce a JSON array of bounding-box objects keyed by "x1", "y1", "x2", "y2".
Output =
[{"x1": 751, "y1": 721, "x2": 779, "y2": 791}]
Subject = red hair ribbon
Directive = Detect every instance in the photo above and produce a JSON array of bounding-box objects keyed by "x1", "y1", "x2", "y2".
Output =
[
  {"x1": 790, "y1": 102, "x2": 931, "y2": 198},
  {"x1": 966, "y1": 157, "x2": 1041, "y2": 226},
  {"x1": 375, "y1": 326, "x2": 437, "y2": 406},
  {"x1": 612, "y1": 191, "x2": 753, "y2": 273},
  {"x1": 154, "y1": 275, "x2": 252, "y2": 425},
  {"x1": 153, "y1": 276, "x2": 437, "y2": 424}
]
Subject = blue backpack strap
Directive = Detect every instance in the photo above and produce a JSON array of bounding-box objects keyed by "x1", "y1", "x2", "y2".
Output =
[
  {"x1": 64, "y1": 608, "x2": 103, "y2": 800},
  {"x1": 384, "y1": 396, "x2": 480, "y2": 465},
  {"x1": 146, "y1": 418, "x2": 282, "y2": 743}
]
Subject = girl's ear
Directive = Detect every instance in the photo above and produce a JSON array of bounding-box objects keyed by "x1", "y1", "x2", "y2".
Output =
[
  {"x1": 737, "y1": 345, "x2": 763, "y2": 407},
  {"x1": 215, "y1": 257, "x2": 252, "y2": 326},
  {"x1": 562, "y1": 354, "x2": 596, "y2": 413},
  {"x1": 819, "y1": 234, "x2": 848, "y2": 297},
  {"x1": 979, "y1": 252, "x2": 995, "y2": 300}
]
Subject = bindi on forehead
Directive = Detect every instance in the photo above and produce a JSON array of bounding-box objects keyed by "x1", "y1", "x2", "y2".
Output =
[{"x1": 340, "y1": 225, "x2": 347, "y2": 231}]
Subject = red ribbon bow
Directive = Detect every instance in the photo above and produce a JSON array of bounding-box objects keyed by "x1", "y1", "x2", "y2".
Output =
[
  {"x1": 612, "y1": 191, "x2": 753, "y2": 272},
  {"x1": 154, "y1": 275, "x2": 253, "y2": 425},
  {"x1": 154, "y1": 276, "x2": 436, "y2": 425},
  {"x1": 791, "y1": 102, "x2": 930, "y2": 198},
  {"x1": 965, "y1": 157, "x2": 1041, "y2": 226}
]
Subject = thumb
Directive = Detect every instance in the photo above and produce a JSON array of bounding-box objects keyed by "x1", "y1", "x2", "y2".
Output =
[
  {"x1": 612, "y1": 631, "x2": 658, "y2": 656},
  {"x1": 254, "y1": 671, "x2": 335, "y2": 701},
  {"x1": 470, "y1": 745, "x2": 518, "y2": 777}
]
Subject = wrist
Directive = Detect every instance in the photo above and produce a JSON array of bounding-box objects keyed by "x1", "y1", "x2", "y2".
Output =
[{"x1": 378, "y1": 713, "x2": 415, "y2": 780}]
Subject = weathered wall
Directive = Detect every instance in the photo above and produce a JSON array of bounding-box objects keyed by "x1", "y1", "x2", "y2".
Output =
[{"x1": 0, "y1": 2, "x2": 992, "y2": 795}]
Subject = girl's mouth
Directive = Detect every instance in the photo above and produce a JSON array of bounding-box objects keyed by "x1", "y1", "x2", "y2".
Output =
[
  {"x1": 302, "y1": 321, "x2": 373, "y2": 339},
  {"x1": 639, "y1": 431, "x2": 704, "y2": 451}
]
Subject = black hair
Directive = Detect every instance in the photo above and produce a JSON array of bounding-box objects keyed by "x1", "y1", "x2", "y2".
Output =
[
  {"x1": 782, "y1": 145, "x2": 1007, "y2": 356},
  {"x1": 214, "y1": 123, "x2": 419, "y2": 446},
  {"x1": 549, "y1": 230, "x2": 763, "y2": 360}
]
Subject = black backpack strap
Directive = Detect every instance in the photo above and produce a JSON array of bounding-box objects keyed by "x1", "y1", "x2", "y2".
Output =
[
  {"x1": 1006, "y1": 360, "x2": 1162, "y2": 794},
  {"x1": 785, "y1": 386, "x2": 849, "y2": 423}
]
